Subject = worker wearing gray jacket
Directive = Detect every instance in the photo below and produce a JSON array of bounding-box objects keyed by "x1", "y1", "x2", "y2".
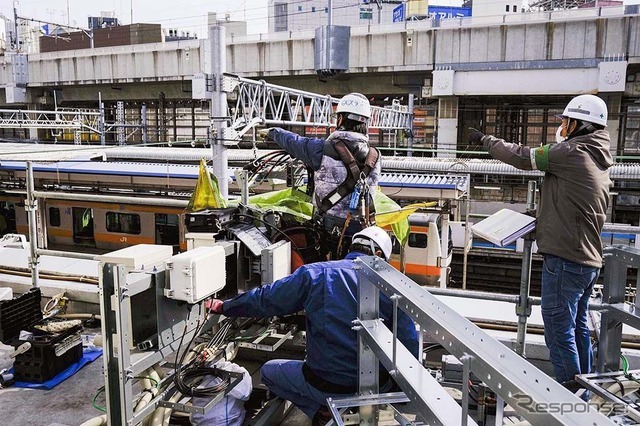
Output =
[{"x1": 469, "y1": 94, "x2": 613, "y2": 398}]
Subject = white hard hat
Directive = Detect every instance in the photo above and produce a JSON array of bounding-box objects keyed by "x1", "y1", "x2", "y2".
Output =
[
  {"x1": 561, "y1": 94, "x2": 608, "y2": 127},
  {"x1": 336, "y1": 93, "x2": 371, "y2": 122},
  {"x1": 351, "y1": 226, "x2": 392, "y2": 261}
]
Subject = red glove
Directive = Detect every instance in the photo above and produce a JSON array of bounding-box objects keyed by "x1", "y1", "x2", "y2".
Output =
[{"x1": 205, "y1": 299, "x2": 224, "y2": 314}]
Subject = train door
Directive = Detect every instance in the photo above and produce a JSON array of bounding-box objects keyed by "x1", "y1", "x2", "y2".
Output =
[
  {"x1": 72, "y1": 207, "x2": 95, "y2": 247},
  {"x1": 0, "y1": 202, "x2": 16, "y2": 235},
  {"x1": 155, "y1": 213, "x2": 179, "y2": 253}
]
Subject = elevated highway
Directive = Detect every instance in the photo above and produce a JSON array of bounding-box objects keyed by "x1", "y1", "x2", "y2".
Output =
[{"x1": 0, "y1": 7, "x2": 638, "y2": 104}]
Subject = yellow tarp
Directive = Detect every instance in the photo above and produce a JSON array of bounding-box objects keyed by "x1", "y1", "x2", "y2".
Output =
[
  {"x1": 372, "y1": 192, "x2": 437, "y2": 246},
  {"x1": 236, "y1": 188, "x2": 315, "y2": 221},
  {"x1": 186, "y1": 159, "x2": 228, "y2": 211},
  {"x1": 231, "y1": 185, "x2": 434, "y2": 246},
  {"x1": 375, "y1": 199, "x2": 438, "y2": 246}
]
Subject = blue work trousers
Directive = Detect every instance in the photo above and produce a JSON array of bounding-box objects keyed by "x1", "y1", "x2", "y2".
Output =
[
  {"x1": 541, "y1": 254, "x2": 599, "y2": 386},
  {"x1": 260, "y1": 359, "x2": 355, "y2": 419}
]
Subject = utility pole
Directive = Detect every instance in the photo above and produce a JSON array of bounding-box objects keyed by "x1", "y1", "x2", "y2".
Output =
[{"x1": 210, "y1": 24, "x2": 229, "y2": 199}]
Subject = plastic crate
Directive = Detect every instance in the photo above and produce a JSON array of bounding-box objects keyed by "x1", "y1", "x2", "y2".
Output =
[
  {"x1": 0, "y1": 288, "x2": 84, "y2": 383},
  {"x1": 13, "y1": 330, "x2": 83, "y2": 383},
  {"x1": 0, "y1": 288, "x2": 43, "y2": 344}
]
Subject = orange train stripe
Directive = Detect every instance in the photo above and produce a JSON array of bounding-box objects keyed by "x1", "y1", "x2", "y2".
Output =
[
  {"x1": 94, "y1": 232, "x2": 155, "y2": 245},
  {"x1": 380, "y1": 225, "x2": 428, "y2": 234},
  {"x1": 389, "y1": 260, "x2": 441, "y2": 277},
  {"x1": 47, "y1": 228, "x2": 73, "y2": 238}
]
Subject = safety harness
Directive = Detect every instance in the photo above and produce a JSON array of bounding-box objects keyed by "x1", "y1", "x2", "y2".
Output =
[{"x1": 317, "y1": 139, "x2": 379, "y2": 215}]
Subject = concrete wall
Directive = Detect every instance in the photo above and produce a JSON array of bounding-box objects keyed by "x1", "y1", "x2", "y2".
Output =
[
  {"x1": 436, "y1": 16, "x2": 637, "y2": 65},
  {"x1": 2, "y1": 13, "x2": 638, "y2": 96},
  {"x1": 28, "y1": 40, "x2": 201, "y2": 86}
]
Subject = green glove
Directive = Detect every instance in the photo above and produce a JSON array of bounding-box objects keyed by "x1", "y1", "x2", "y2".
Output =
[{"x1": 257, "y1": 128, "x2": 272, "y2": 140}]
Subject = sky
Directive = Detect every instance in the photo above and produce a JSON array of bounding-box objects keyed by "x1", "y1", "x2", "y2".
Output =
[{"x1": 0, "y1": 0, "x2": 269, "y2": 38}]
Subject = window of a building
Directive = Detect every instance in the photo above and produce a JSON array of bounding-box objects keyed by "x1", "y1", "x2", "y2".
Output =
[
  {"x1": 312, "y1": 6, "x2": 316, "y2": 12},
  {"x1": 106, "y1": 212, "x2": 141, "y2": 234},
  {"x1": 298, "y1": 6, "x2": 302, "y2": 11},
  {"x1": 506, "y1": 5, "x2": 510, "y2": 11},
  {"x1": 274, "y1": 3, "x2": 288, "y2": 32},
  {"x1": 514, "y1": 5, "x2": 517, "y2": 12},
  {"x1": 625, "y1": 105, "x2": 640, "y2": 154},
  {"x1": 49, "y1": 207, "x2": 61, "y2": 227}
]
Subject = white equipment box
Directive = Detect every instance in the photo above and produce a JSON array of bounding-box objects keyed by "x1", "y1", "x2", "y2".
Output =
[{"x1": 165, "y1": 246, "x2": 226, "y2": 304}]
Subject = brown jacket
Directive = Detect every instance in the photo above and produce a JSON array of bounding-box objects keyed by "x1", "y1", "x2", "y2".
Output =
[{"x1": 483, "y1": 130, "x2": 613, "y2": 267}]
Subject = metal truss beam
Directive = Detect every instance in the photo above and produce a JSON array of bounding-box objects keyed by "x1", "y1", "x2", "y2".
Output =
[
  {"x1": 0, "y1": 108, "x2": 101, "y2": 132},
  {"x1": 355, "y1": 256, "x2": 615, "y2": 426},
  {"x1": 225, "y1": 74, "x2": 413, "y2": 140}
]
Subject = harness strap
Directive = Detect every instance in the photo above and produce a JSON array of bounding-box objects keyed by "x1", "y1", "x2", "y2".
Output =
[{"x1": 317, "y1": 140, "x2": 379, "y2": 215}]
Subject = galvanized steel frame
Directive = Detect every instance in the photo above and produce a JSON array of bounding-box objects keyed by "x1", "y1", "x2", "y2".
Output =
[
  {"x1": 597, "y1": 245, "x2": 640, "y2": 373},
  {"x1": 0, "y1": 108, "x2": 101, "y2": 131},
  {"x1": 99, "y1": 262, "x2": 214, "y2": 425},
  {"x1": 354, "y1": 256, "x2": 615, "y2": 426},
  {"x1": 225, "y1": 74, "x2": 413, "y2": 132}
]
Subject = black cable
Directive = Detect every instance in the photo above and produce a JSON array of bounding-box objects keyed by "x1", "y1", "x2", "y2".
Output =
[
  {"x1": 173, "y1": 366, "x2": 231, "y2": 397},
  {"x1": 173, "y1": 304, "x2": 208, "y2": 393}
]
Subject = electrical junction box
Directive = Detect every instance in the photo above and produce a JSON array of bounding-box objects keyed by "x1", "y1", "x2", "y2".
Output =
[
  {"x1": 165, "y1": 246, "x2": 226, "y2": 303},
  {"x1": 261, "y1": 241, "x2": 291, "y2": 285},
  {"x1": 185, "y1": 232, "x2": 217, "y2": 250}
]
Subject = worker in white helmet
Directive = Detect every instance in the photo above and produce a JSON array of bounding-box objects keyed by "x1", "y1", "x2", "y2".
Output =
[
  {"x1": 207, "y1": 226, "x2": 417, "y2": 425},
  {"x1": 258, "y1": 93, "x2": 381, "y2": 260},
  {"x1": 468, "y1": 94, "x2": 613, "y2": 400}
]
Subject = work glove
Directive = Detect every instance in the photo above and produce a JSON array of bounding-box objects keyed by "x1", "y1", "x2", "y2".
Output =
[
  {"x1": 205, "y1": 299, "x2": 224, "y2": 315},
  {"x1": 257, "y1": 128, "x2": 272, "y2": 140},
  {"x1": 468, "y1": 128, "x2": 485, "y2": 145}
]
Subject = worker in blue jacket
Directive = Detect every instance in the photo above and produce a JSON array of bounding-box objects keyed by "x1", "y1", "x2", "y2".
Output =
[
  {"x1": 207, "y1": 226, "x2": 419, "y2": 425},
  {"x1": 258, "y1": 93, "x2": 381, "y2": 259}
]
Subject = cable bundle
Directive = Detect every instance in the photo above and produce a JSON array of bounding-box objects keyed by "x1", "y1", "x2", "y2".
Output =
[
  {"x1": 173, "y1": 366, "x2": 231, "y2": 398},
  {"x1": 173, "y1": 315, "x2": 236, "y2": 398}
]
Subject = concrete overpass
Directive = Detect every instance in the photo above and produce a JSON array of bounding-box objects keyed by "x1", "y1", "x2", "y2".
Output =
[{"x1": 0, "y1": 7, "x2": 638, "y2": 154}]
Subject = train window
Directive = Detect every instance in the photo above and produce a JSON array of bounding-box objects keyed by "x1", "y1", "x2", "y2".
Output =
[
  {"x1": 408, "y1": 232, "x2": 428, "y2": 248},
  {"x1": 106, "y1": 212, "x2": 141, "y2": 234},
  {"x1": 49, "y1": 207, "x2": 61, "y2": 227}
]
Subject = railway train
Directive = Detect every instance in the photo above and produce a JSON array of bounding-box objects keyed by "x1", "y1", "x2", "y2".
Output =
[
  {"x1": 0, "y1": 159, "x2": 469, "y2": 284},
  {"x1": 0, "y1": 192, "x2": 454, "y2": 285},
  {"x1": 0, "y1": 159, "x2": 637, "y2": 286}
]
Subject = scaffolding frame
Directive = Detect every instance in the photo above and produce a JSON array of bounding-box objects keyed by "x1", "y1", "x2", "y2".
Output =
[{"x1": 351, "y1": 256, "x2": 615, "y2": 425}]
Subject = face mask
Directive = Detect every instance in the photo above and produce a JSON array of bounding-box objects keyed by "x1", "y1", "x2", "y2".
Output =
[{"x1": 555, "y1": 125, "x2": 566, "y2": 143}]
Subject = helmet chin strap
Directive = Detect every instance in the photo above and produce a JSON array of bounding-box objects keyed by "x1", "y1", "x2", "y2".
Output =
[
  {"x1": 367, "y1": 239, "x2": 382, "y2": 259},
  {"x1": 568, "y1": 119, "x2": 596, "y2": 138}
]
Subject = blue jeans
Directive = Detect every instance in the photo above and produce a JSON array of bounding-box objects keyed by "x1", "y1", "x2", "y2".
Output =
[
  {"x1": 260, "y1": 359, "x2": 356, "y2": 418},
  {"x1": 541, "y1": 254, "x2": 598, "y2": 387}
]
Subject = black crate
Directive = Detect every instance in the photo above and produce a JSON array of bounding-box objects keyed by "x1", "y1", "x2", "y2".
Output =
[
  {"x1": 13, "y1": 330, "x2": 83, "y2": 383},
  {"x1": 0, "y1": 288, "x2": 84, "y2": 383},
  {"x1": 0, "y1": 288, "x2": 43, "y2": 344}
]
